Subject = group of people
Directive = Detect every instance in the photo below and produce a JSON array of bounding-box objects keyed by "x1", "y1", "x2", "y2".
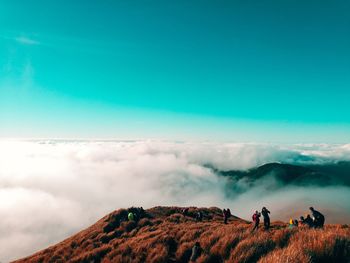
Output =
[
  {"x1": 128, "y1": 206, "x2": 325, "y2": 231},
  {"x1": 182, "y1": 208, "x2": 203, "y2": 222},
  {"x1": 290, "y1": 207, "x2": 325, "y2": 228},
  {"x1": 251, "y1": 206, "x2": 325, "y2": 231},
  {"x1": 127, "y1": 207, "x2": 145, "y2": 222},
  {"x1": 252, "y1": 207, "x2": 271, "y2": 231},
  {"x1": 188, "y1": 206, "x2": 325, "y2": 261},
  {"x1": 124, "y1": 205, "x2": 326, "y2": 262},
  {"x1": 189, "y1": 206, "x2": 325, "y2": 261},
  {"x1": 181, "y1": 206, "x2": 324, "y2": 231}
]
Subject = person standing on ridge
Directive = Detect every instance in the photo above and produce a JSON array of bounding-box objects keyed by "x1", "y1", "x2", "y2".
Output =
[
  {"x1": 252, "y1": 211, "x2": 261, "y2": 231},
  {"x1": 182, "y1": 208, "x2": 189, "y2": 217},
  {"x1": 223, "y1": 209, "x2": 228, "y2": 224},
  {"x1": 261, "y1": 207, "x2": 271, "y2": 230},
  {"x1": 196, "y1": 211, "x2": 203, "y2": 222}
]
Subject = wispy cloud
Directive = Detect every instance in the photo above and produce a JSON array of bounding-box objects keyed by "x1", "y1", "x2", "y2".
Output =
[{"x1": 14, "y1": 36, "x2": 40, "y2": 45}]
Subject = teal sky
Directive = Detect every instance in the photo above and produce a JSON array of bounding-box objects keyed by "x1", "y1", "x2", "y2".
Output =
[{"x1": 1, "y1": 0, "x2": 350, "y2": 142}]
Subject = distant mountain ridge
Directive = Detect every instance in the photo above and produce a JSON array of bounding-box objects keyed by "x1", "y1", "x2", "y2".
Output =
[{"x1": 214, "y1": 161, "x2": 350, "y2": 190}]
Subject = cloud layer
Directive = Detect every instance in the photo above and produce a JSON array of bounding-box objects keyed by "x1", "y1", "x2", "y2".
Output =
[{"x1": 0, "y1": 140, "x2": 350, "y2": 261}]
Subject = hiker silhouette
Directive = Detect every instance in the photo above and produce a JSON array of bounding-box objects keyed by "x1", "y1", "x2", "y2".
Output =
[
  {"x1": 223, "y1": 209, "x2": 230, "y2": 224},
  {"x1": 252, "y1": 211, "x2": 261, "y2": 231},
  {"x1": 196, "y1": 211, "x2": 203, "y2": 222},
  {"x1": 300, "y1": 214, "x2": 314, "y2": 228},
  {"x1": 261, "y1": 207, "x2": 270, "y2": 230},
  {"x1": 310, "y1": 207, "x2": 325, "y2": 228}
]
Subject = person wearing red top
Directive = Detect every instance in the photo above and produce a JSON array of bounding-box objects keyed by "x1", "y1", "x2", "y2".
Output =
[{"x1": 252, "y1": 210, "x2": 261, "y2": 231}]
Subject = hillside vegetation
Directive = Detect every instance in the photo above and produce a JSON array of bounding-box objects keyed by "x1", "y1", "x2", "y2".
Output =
[{"x1": 14, "y1": 207, "x2": 350, "y2": 263}]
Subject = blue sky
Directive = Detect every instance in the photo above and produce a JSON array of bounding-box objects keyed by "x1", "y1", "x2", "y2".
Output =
[{"x1": 1, "y1": 0, "x2": 350, "y2": 142}]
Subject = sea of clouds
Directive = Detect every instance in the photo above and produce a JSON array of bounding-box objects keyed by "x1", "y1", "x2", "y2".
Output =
[{"x1": 0, "y1": 140, "x2": 350, "y2": 261}]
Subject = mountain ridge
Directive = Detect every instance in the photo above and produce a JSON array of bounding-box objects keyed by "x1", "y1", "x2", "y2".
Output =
[
  {"x1": 215, "y1": 161, "x2": 350, "y2": 188},
  {"x1": 14, "y1": 206, "x2": 350, "y2": 263}
]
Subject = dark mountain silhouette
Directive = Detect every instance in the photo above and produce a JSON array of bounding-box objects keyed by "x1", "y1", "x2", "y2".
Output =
[
  {"x1": 216, "y1": 161, "x2": 350, "y2": 189},
  {"x1": 14, "y1": 206, "x2": 350, "y2": 263},
  {"x1": 306, "y1": 161, "x2": 350, "y2": 186}
]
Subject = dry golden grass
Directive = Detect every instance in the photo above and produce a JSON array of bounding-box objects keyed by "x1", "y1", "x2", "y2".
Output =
[
  {"x1": 13, "y1": 207, "x2": 350, "y2": 263},
  {"x1": 259, "y1": 226, "x2": 350, "y2": 263}
]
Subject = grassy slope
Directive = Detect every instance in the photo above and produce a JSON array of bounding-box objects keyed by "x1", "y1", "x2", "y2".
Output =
[{"x1": 14, "y1": 207, "x2": 350, "y2": 263}]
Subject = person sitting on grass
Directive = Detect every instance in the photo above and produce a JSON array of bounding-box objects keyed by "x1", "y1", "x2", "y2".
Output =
[
  {"x1": 293, "y1": 219, "x2": 299, "y2": 227},
  {"x1": 310, "y1": 207, "x2": 325, "y2": 228},
  {"x1": 289, "y1": 218, "x2": 295, "y2": 228},
  {"x1": 304, "y1": 214, "x2": 314, "y2": 228}
]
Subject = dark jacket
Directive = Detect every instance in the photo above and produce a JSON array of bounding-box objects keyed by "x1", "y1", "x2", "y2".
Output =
[{"x1": 261, "y1": 208, "x2": 270, "y2": 219}]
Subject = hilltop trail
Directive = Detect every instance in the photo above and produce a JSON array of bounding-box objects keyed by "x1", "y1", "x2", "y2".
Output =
[{"x1": 14, "y1": 206, "x2": 350, "y2": 263}]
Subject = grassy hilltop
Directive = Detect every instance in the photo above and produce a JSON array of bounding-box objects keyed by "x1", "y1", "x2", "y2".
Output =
[{"x1": 14, "y1": 207, "x2": 350, "y2": 263}]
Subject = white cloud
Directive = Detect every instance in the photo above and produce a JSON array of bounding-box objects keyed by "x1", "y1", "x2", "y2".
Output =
[
  {"x1": 15, "y1": 36, "x2": 40, "y2": 45},
  {"x1": 0, "y1": 140, "x2": 349, "y2": 261}
]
